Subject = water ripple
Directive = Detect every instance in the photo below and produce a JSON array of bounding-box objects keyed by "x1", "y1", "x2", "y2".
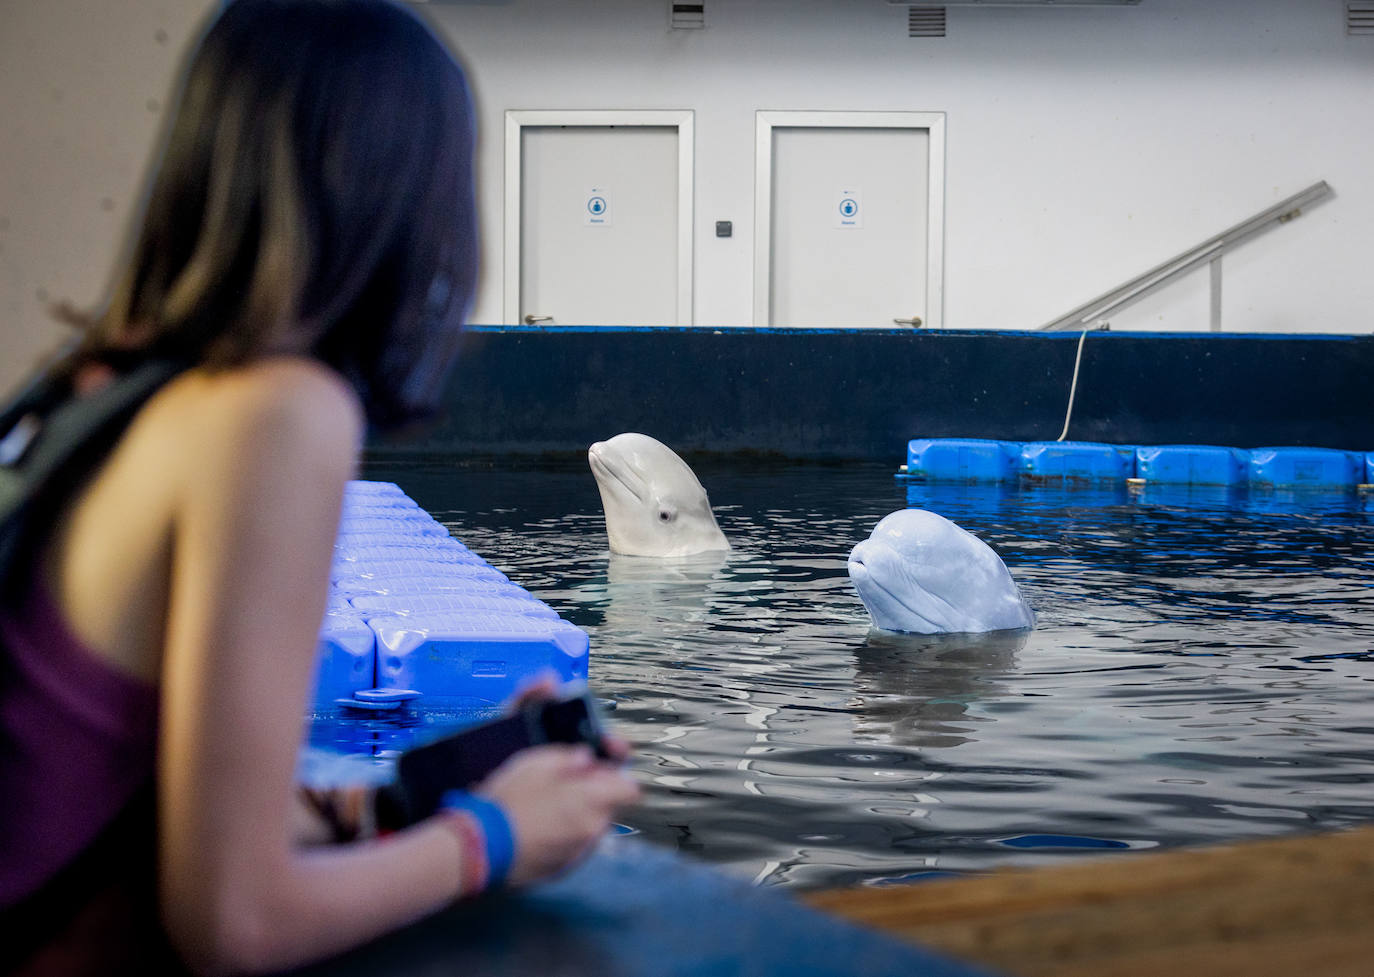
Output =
[{"x1": 352, "y1": 459, "x2": 1374, "y2": 889}]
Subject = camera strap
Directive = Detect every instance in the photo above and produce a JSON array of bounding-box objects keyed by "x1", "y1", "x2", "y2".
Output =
[{"x1": 0, "y1": 356, "x2": 187, "y2": 596}]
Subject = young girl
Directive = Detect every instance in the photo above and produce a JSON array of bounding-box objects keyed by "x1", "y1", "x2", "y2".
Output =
[{"x1": 0, "y1": 1, "x2": 639, "y2": 972}]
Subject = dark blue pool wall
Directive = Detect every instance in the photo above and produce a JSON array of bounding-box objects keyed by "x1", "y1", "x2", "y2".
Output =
[{"x1": 373, "y1": 327, "x2": 1374, "y2": 463}]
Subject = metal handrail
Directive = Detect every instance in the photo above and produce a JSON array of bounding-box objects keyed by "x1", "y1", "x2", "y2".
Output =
[{"x1": 1039, "y1": 180, "x2": 1332, "y2": 332}]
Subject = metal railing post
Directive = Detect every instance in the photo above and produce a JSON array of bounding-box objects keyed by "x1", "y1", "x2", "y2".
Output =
[{"x1": 1040, "y1": 181, "x2": 1332, "y2": 332}]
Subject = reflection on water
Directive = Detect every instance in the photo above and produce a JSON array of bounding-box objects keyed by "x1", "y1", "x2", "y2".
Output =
[
  {"x1": 320, "y1": 458, "x2": 1374, "y2": 890},
  {"x1": 851, "y1": 629, "x2": 1027, "y2": 750}
]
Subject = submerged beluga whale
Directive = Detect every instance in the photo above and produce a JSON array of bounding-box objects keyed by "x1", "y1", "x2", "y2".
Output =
[
  {"x1": 588, "y1": 433, "x2": 729, "y2": 557},
  {"x1": 848, "y1": 509, "x2": 1034, "y2": 635}
]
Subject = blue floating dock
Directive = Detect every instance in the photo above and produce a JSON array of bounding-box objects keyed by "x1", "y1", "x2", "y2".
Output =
[
  {"x1": 314, "y1": 611, "x2": 378, "y2": 703},
  {"x1": 1021, "y1": 441, "x2": 1137, "y2": 483},
  {"x1": 370, "y1": 612, "x2": 589, "y2": 707},
  {"x1": 331, "y1": 574, "x2": 530, "y2": 599},
  {"x1": 342, "y1": 498, "x2": 425, "y2": 516},
  {"x1": 1249, "y1": 447, "x2": 1365, "y2": 490},
  {"x1": 1135, "y1": 445, "x2": 1249, "y2": 486},
  {"x1": 331, "y1": 560, "x2": 510, "y2": 587},
  {"x1": 906, "y1": 438, "x2": 1020, "y2": 482},
  {"x1": 341, "y1": 481, "x2": 409, "y2": 501},
  {"x1": 348, "y1": 592, "x2": 561, "y2": 621},
  {"x1": 311, "y1": 481, "x2": 589, "y2": 711},
  {"x1": 901, "y1": 439, "x2": 1373, "y2": 490},
  {"x1": 333, "y1": 543, "x2": 484, "y2": 567},
  {"x1": 336, "y1": 515, "x2": 450, "y2": 538}
]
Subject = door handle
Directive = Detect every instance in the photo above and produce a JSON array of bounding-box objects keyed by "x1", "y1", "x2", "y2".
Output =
[
  {"x1": 893, "y1": 316, "x2": 923, "y2": 327},
  {"x1": 523, "y1": 314, "x2": 553, "y2": 324}
]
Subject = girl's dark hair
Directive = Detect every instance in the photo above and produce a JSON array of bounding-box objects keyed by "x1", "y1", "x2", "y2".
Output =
[{"x1": 75, "y1": 0, "x2": 477, "y2": 429}]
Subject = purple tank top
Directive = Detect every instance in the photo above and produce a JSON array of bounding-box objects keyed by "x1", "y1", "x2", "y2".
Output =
[{"x1": 0, "y1": 576, "x2": 159, "y2": 908}]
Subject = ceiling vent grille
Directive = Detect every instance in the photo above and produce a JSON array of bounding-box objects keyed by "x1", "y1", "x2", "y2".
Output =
[
  {"x1": 908, "y1": 6, "x2": 947, "y2": 37},
  {"x1": 670, "y1": 2, "x2": 705, "y2": 30},
  {"x1": 1350, "y1": 2, "x2": 1374, "y2": 35}
]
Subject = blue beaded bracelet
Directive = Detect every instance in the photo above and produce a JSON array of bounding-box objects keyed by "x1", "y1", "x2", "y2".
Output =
[{"x1": 440, "y1": 790, "x2": 515, "y2": 889}]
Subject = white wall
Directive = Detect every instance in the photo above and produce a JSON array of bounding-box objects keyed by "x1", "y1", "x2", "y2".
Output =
[
  {"x1": 0, "y1": 0, "x2": 219, "y2": 390},
  {"x1": 3, "y1": 0, "x2": 1371, "y2": 391}
]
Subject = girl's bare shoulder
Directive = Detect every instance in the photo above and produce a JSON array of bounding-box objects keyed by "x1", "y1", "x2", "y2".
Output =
[{"x1": 147, "y1": 356, "x2": 364, "y2": 469}]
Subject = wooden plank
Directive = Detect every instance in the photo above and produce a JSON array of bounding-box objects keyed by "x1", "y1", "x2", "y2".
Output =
[{"x1": 805, "y1": 826, "x2": 1374, "y2": 977}]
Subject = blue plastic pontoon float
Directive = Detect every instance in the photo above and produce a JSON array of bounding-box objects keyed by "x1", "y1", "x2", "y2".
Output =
[
  {"x1": 313, "y1": 481, "x2": 588, "y2": 711},
  {"x1": 904, "y1": 438, "x2": 1372, "y2": 490}
]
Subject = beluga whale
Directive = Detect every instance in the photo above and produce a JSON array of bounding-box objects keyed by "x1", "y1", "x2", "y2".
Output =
[
  {"x1": 588, "y1": 433, "x2": 729, "y2": 557},
  {"x1": 848, "y1": 509, "x2": 1033, "y2": 635}
]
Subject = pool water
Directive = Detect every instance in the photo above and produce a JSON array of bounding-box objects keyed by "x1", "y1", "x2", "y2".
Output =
[{"x1": 313, "y1": 457, "x2": 1374, "y2": 891}]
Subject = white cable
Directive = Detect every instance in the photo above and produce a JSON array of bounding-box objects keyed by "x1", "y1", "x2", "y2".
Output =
[{"x1": 1055, "y1": 328, "x2": 1089, "y2": 442}]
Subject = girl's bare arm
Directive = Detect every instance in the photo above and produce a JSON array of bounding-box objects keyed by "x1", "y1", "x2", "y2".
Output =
[
  {"x1": 152, "y1": 357, "x2": 466, "y2": 972},
  {"x1": 152, "y1": 358, "x2": 634, "y2": 974}
]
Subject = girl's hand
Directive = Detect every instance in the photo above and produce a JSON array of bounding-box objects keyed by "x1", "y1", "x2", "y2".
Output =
[
  {"x1": 504, "y1": 672, "x2": 634, "y2": 762},
  {"x1": 475, "y1": 742, "x2": 641, "y2": 887},
  {"x1": 506, "y1": 670, "x2": 561, "y2": 709}
]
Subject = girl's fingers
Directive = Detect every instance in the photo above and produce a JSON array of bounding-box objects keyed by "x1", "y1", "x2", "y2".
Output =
[
  {"x1": 506, "y1": 671, "x2": 561, "y2": 711},
  {"x1": 600, "y1": 732, "x2": 634, "y2": 763}
]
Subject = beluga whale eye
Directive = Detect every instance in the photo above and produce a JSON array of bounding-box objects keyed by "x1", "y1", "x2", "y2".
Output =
[{"x1": 658, "y1": 509, "x2": 674, "y2": 522}]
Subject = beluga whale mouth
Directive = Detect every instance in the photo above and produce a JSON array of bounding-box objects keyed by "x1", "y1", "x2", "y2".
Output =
[
  {"x1": 848, "y1": 508, "x2": 1034, "y2": 635},
  {"x1": 588, "y1": 444, "x2": 647, "y2": 505},
  {"x1": 588, "y1": 433, "x2": 730, "y2": 558}
]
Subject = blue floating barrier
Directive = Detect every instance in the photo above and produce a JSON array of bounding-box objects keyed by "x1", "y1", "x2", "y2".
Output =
[
  {"x1": 336, "y1": 515, "x2": 449, "y2": 538},
  {"x1": 334, "y1": 532, "x2": 454, "y2": 550},
  {"x1": 1135, "y1": 445, "x2": 1249, "y2": 486},
  {"x1": 334, "y1": 696, "x2": 403, "y2": 712},
  {"x1": 343, "y1": 498, "x2": 424, "y2": 516},
  {"x1": 321, "y1": 484, "x2": 590, "y2": 710},
  {"x1": 1020, "y1": 441, "x2": 1136, "y2": 482},
  {"x1": 349, "y1": 592, "x2": 560, "y2": 621},
  {"x1": 330, "y1": 560, "x2": 509, "y2": 586},
  {"x1": 370, "y1": 612, "x2": 590, "y2": 705},
  {"x1": 331, "y1": 575, "x2": 531, "y2": 599},
  {"x1": 343, "y1": 480, "x2": 408, "y2": 500},
  {"x1": 332, "y1": 543, "x2": 481, "y2": 567},
  {"x1": 900, "y1": 437, "x2": 1374, "y2": 493},
  {"x1": 313, "y1": 612, "x2": 377, "y2": 705},
  {"x1": 353, "y1": 687, "x2": 422, "y2": 703},
  {"x1": 325, "y1": 594, "x2": 356, "y2": 614},
  {"x1": 905, "y1": 438, "x2": 1019, "y2": 482},
  {"x1": 1248, "y1": 447, "x2": 1363, "y2": 489}
]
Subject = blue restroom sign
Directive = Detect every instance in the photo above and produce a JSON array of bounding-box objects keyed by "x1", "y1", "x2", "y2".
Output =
[
  {"x1": 585, "y1": 188, "x2": 612, "y2": 227},
  {"x1": 835, "y1": 188, "x2": 863, "y2": 228}
]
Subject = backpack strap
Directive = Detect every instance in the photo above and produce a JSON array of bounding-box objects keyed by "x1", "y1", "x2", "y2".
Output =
[{"x1": 0, "y1": 358, "x2": 187, "y2": 596}]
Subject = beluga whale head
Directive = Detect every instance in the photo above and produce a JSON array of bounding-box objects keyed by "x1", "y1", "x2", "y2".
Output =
[
  {"x1": 848, "y1": 509, "x2": 1034, "y2": 635},
  {"x1": 588, "y1": 433, "x2": 730, "y2": 558}
]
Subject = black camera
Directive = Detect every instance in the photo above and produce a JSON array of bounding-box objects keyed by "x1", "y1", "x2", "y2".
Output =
[{"x1": 375, "y1": 690, "x2": 611, "y2": 830}]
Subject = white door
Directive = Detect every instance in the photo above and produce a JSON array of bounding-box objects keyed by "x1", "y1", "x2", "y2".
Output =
[
  {"x1": 508, "y1": 113, "x2": 693, "y2": 326},
  {"x1": 755, "y1": 112, "x2": 945, "y2": 328}
]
